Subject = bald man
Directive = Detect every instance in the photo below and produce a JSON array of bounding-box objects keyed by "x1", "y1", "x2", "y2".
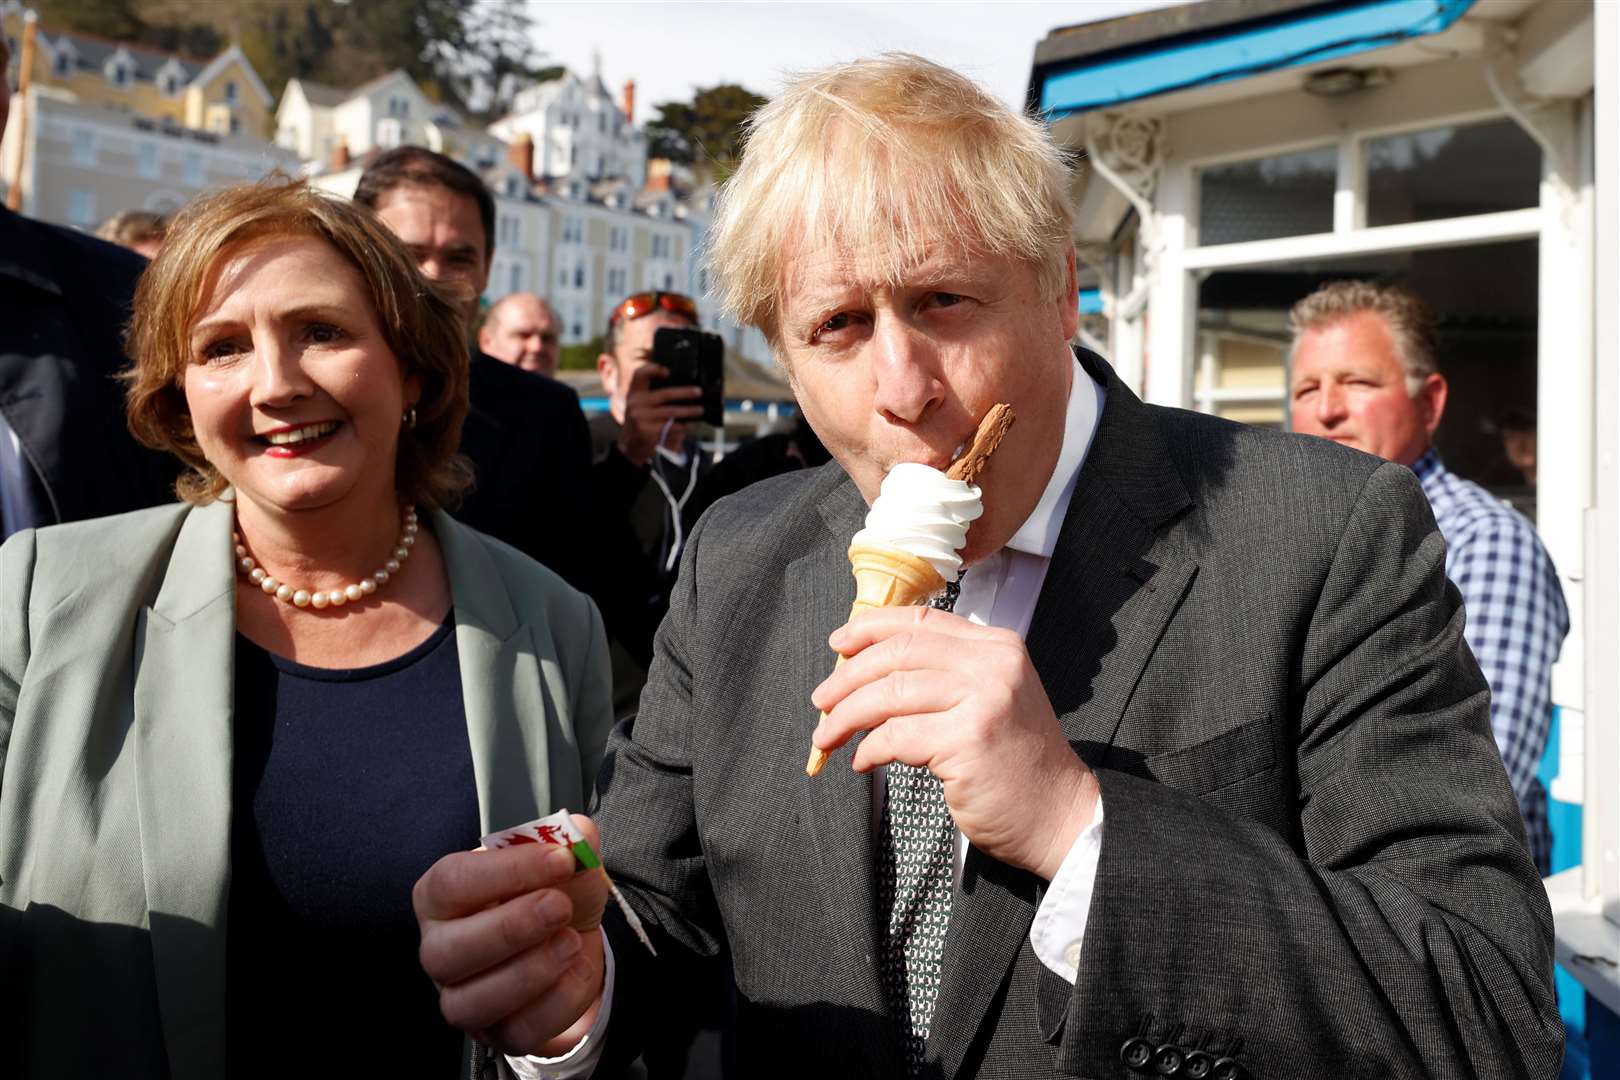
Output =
[{"x1": 479, "y1": 293, "x2": 563, "y2": 379}]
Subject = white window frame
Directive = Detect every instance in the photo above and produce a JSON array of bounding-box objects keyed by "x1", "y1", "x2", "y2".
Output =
[{"x1": 1132, "y1": 95, "x2": 1599, "y2": 935}]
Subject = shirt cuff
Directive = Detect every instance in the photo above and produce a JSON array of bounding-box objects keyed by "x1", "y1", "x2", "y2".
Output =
[
  {"x1": 1028, "y1": 793, "x2": 1105, "y2": 984},
  {"x1": 504, "y1": 933, "x2": 616, "y2": 1080}
]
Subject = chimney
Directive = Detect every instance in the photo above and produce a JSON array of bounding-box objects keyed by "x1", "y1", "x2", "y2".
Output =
[
  {"x1": 507, "y1": 132, "x2": 534, "y2": 179},
  {"x1": 622, "y1": 79, "x2": 635, "y2": 124},
  {"x1": 330, "y1": 136, "x2": 350, "y2": 171}
]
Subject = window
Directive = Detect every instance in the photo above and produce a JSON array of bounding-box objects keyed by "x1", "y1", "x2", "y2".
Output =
[
  {"x1": 229, "y1": 116, "x2": 240, "y2": 135},
  {"x1": 598, "y1": 112, "x2": 606, "y2": 134},
  {"x1": 376, "y1": 118, "x2": 402, "y2": 149},
  {"x1": 106, "y1": 61, "x2": 130, "y2": 88},
  {"x1": 663, "y1": 272, "x2": 673, "y2": 290},
  {"x1": 224, "y1": 81, "x2": 239, "y2": 106},
  {"x1": 574, "y1": 263, "x2": 585, "y2": 289},
  {"x1": 1364, "y1": 118, "x2": 1541, "y2": 228},
  {"x1": 510, "y1": 263, "x2": 523, "y2": 293},
  {"x1": 53, "y1": 51, "x2": 71, "y2": 77},
  {"x1": 183, "y1": 150, "x2": 202, "y2": 185},
  {"x1": 70, "y1": 129, "x2": 95, "y2": 167},
  {"x1": 66, "y1": 189, "x2": 95, "y2": 226},
  {"x1": 136, "y1": 142, "x2": 159, "y2": 179},
  {"x1": 388, "y1": 96, "x2": 410, "y2": 119},
  {"x1": 157, "y1": 70, "x2": 179, "y2": 96},
  {"x1": 1198, "y1": 145, "x2": 1337, "y2": 246}
]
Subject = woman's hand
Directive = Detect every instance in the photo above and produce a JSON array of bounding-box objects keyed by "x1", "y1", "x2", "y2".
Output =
[{"x1": 414, "y1": 815, "x2": 611, "y2": 1057}]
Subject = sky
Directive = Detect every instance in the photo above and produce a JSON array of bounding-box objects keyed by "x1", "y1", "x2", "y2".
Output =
[{"x1": 521, "y1": 1, "x2": 1191, "y2": 119}]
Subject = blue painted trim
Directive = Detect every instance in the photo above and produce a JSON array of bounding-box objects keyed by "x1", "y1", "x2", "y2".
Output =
[
  {"x1": 1079, "y1": 288, "x2": 1104, "y2": 315},
  {"x1": 1038, "y1": 0, "x2": 1475, "y2": 117},
  {"x1": 576, "y1": 395, "x2": 798, "y2": 418}
]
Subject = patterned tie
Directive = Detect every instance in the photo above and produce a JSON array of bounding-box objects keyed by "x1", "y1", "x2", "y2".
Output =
[{"x1": 877, "y1": 576, "x2": 961, "y2": 1073}]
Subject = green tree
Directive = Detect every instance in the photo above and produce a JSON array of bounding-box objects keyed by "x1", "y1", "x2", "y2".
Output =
[
  {"x1": 30, "y1": 0, "x2": 146, "y2": 41},
  {"x1": 645, "y1": 83, "x2": 767, "y2": 180}
]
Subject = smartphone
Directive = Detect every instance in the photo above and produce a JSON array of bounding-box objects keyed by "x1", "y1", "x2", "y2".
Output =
[{"x1": 651, "y1": 326, "x2": 726, "y2": 428}]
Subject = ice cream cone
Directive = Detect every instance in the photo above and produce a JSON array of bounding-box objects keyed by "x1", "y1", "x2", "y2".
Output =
[{"x1": 805, "y1": 543, "x2": 945, "y2": 776}]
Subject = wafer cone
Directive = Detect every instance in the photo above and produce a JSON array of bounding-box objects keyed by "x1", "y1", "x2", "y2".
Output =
[{"x1": 805, "y1": 543, "x2": 945, "y2": 776}]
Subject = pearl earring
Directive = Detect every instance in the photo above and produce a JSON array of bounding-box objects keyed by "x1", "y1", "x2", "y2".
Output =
[{"x1": 403, "y1": 406, "x2": 418, "y2": 430}]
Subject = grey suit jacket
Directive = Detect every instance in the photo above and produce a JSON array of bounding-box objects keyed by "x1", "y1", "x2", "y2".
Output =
[
  {"x1": 591, "y1": 351, "x2": 1559, "y2": 1079},
  {"x1": 0, "y1": 498, "x2": 614, "y2": 1080}
]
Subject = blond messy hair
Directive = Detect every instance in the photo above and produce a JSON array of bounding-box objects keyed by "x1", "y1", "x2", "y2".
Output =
[
  {"x1": 706, "y1": 53, "x2": 1076, "y2": 348},
  {"x1": 1289, "y1": 280, "x2": 1439, "y2": 395},
  {"x1": 125, "y1": 177, "x2": 472, "y2": 507}
]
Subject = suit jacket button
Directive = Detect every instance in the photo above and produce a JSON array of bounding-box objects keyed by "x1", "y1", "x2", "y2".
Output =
[
  {"x1": 1211, "y1": 1058, "x2": 1244, "y2": 1080},
  {"x1": 1120, "y1": 1036, "x2": 1154, "y2": 1070},
  {"x1": 1182, "y1": 1050, "x2": 1214, "y2": 1079},
  {"x1": 1154, "y1": 1043, "x2": 1186, "y2": 1076}
]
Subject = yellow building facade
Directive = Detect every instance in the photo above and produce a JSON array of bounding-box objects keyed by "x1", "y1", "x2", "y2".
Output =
[{"x1": 1, "y1": 12, "x2": 272, "y2": 138}]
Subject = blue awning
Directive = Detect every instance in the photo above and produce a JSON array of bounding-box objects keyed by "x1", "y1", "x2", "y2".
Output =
[{"x1": 1037, "y1": 0, "x2": 1475, "y2": 118}]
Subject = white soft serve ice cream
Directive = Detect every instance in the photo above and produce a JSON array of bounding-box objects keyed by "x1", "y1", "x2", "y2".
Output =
[{"x1": 851, "y1": 462, "x2": 984, "y2": 582}]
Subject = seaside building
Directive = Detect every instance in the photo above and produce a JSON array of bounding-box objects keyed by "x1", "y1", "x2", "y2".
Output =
[
  {"x1": 0, "y1": 4, "x2": 296, "y2": 224},
  {"x1": 1026, "y1": 0, "x2": 1615, "y2": 1068}
]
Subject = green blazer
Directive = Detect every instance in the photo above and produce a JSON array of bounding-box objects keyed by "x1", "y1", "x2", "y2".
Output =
[{"x1": 0, "y1": 498, "x2": 614, "y2": 1079}]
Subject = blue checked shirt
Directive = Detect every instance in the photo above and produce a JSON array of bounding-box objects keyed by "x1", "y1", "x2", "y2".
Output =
[{"x1": 1413, "y1": 450, "x2": 1568, "y2": 874}]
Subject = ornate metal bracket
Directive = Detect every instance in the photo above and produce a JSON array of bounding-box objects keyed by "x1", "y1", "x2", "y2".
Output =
[{"x1": 1482, "y1": 25, "x2": 1577, "y2": 182}]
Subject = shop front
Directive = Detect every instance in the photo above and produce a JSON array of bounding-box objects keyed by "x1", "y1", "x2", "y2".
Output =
[{"x1": 1031, "y1": 0, "x2": 1617, "y2": 1071}]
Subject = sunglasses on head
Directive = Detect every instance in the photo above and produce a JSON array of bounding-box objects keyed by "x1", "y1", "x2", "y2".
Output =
[{"x1": 609, "y1": 291, "x2": 697, "y2": 327}]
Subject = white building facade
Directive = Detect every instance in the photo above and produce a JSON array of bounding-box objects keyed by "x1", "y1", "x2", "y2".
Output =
[{"x1": 488, "y1": 70, "x2": 646, "y2": 188}]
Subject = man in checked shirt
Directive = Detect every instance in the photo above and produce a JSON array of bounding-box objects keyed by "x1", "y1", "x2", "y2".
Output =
[{"x1": 1290, "y1": 279, "x2": 1569, "y2": 874}]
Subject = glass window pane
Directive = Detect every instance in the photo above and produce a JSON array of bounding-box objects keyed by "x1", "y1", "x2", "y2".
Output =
[
  {"x1": 1365, "y1": 118, "x2": 1540, "y2": 227},
  {"x1": 1197, "y1": 145, "x2": 1337, "y2": 246},
  {"x1": 1194, "y1": 239, "x2": 1540, "y2": 512}
]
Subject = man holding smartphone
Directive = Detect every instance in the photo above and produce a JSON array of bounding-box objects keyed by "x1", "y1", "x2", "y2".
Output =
[{"x1": 591, "y1": 291, "x2": 711, "y2": 697}]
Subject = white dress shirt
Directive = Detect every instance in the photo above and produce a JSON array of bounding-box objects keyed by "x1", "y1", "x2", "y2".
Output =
[
  {"x1": 897, "y1": 357, "x2": 1108, "y2": 985},
  {"x1": 517, "y1": 357, "x2": 1109, "y2": 1077}
]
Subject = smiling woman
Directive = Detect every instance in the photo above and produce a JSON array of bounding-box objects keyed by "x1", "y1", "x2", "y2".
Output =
[{"x1": 0, "y1": 178, "x2": 614, "y2": 1077}]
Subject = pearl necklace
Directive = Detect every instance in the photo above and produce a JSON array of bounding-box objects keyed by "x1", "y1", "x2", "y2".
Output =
[{"x1": 234, "y1": 506, "x2": 419, "y2": 609}]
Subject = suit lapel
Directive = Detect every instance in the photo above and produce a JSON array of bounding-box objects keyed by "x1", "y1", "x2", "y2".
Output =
[
  {"x1": 436, "y1": 510, "x2": 552, "y2": 833},
  {"x1": 930, "y1": 355, "x2": 1198, "y2": 1074},
  {"x1": 795, "y1": 477, "x2": 903, "y2": 1070},
  {"x1": 130, "y1": 499, "x2": 236, "y2": 1080}
]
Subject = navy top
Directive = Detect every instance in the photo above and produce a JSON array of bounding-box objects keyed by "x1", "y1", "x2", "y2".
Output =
[{"x1": 226, "y1": 614, "x2": 478, "y2": 1072}]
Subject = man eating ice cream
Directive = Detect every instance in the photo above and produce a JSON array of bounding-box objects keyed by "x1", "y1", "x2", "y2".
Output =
[{"x1": 414, "y1": 55, "x2": 1559, "y2": 1080}]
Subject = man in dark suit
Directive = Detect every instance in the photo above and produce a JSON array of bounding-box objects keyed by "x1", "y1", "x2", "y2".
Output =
[
  {"x1": 413, "y1": 57, "x2": 1559, "y2": 1080},
  {"x1": 353, "y1": 148, "x2": 595, "y2": 594},
  {"x1": 0, "y1": 35, "x2": 174, "y2": 536}
]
